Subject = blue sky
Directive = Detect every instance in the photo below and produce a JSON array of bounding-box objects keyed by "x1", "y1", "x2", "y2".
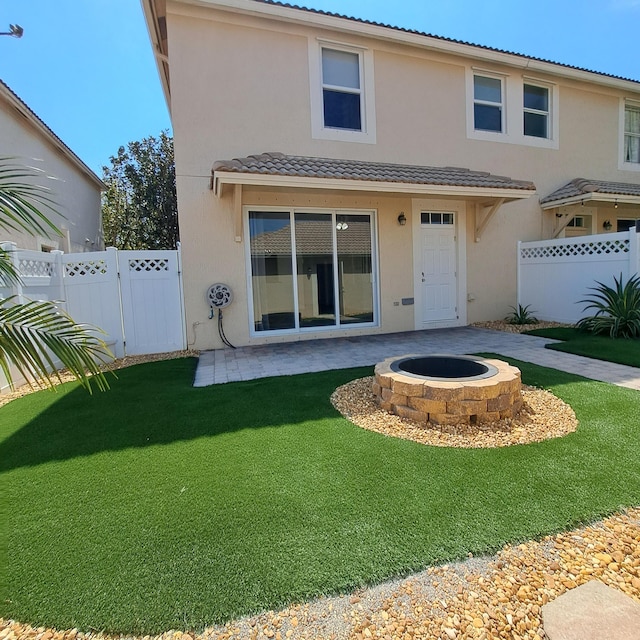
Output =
[{"x1": 1, "y1": 0, "x2": 639, "y2": 177}]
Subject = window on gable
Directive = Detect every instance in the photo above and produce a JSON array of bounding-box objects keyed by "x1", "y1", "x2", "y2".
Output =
[
  {"x1": 473, "y1": 75, "x2": 503, "y2": 132},
  {"x1": 322, "y1": 48, "x2": 362, "y2": 131},
  {"x1": 524, "y1": 83, "x2": 549, "y2": 138},
  {"x1": 624, "y1": 103, "x2": 640, "y2": 164}
]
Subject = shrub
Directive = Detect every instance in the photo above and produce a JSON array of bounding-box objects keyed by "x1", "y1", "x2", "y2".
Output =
[
  {"x1": 576, "y1": 273, "x2": 640, "y2": 338},
  {"x1": 505, "y1": 304, "x2": 538, "y2": 325}
]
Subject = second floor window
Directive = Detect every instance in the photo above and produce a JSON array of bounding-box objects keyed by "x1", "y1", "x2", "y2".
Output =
[
  {"x1": 473, "y1": 74, "x2": 503, "y2": 133},
  {"x1": 524, "y1": 83, "x2": 549, "y2": 138},
  {"x1": 624, "y1": 103, "x2": 640, "y2": 164},
  {"x1": 322, "y1": 48, "x2": 362, "y2": 131}
]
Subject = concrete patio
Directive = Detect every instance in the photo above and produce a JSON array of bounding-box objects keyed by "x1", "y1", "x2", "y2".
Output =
[{"x1": 194, "y1": 326, "x2": 640, "y2": 390}]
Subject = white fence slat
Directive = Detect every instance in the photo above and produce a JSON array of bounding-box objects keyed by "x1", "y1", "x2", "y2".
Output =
[
  {"x1": 119, "y1": 250, "x2": 185, "y2": 356},
  {"x1": 518, "y1": 229, "x2": 639, "y2": 324},
  {"x1": 1, "y1": 246, "x2": 186, "y2": 393},
  {"x1": 62, "y1": 248, "x2": 126, "y2": 358}
]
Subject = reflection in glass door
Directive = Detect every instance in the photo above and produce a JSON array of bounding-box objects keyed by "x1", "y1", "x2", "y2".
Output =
[
  {"x1": 249, "y1": 209, "x2": 376, "y2": 333},
  {"x1": 295, "y1": 213, "x2": 336, "y2": 327}
]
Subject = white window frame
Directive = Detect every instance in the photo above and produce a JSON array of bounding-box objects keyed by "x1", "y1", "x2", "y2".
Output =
[
  {"x1": 472, "y1": 72, "x2": 505, "y2": 135},
  {"x1": 466, "y1": 69, "x2": 558, "y2": 148},
  {"x1": 309, "y1": 38, "x2": 376, "y2": 144},
  {"x1": 244, "y1": 206, "x2": 380, "y2": 337},
  {"x1": 523, "y1": 81, "x2": 550, "y2": 140},
  {"x1": 620, "y1": 98, "x2": 640, "y2": 171}
]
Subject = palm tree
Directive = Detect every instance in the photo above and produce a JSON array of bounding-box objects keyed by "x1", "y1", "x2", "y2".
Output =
[{"x1": 0, "y1": 158, "x2": 110, "y2": 391}]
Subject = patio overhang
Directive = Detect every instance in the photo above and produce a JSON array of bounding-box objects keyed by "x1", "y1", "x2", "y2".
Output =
[
  {"x1": 540, "y1": 177, "x2": 640, "y2": 210},
  {"x1": 211, "y1": 152, "x2": 536, "y2": 241}
]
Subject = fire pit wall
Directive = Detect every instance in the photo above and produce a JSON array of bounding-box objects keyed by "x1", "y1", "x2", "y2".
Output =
[{"x1": 373, "y1": 355, "x2": 523, "y2": 430}]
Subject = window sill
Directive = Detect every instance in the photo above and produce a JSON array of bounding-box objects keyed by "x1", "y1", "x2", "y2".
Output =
[
  {"x1": 468, "y1": 129, "x2": 558, "y2": 149},
  {"x1": 619, "y1": 160, "x2": 640, "y2": 172},
  {"x1": 311, "y1": 124, "x2": 377, "y2": 144}
]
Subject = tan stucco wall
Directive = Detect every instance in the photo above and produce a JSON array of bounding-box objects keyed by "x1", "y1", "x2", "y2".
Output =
[
  {"x1": 165, "y1": 2, "x2": 640, "y2": 349},
  {"x1": 0, "y1": 100, "x2": 102, "y2": 253}
]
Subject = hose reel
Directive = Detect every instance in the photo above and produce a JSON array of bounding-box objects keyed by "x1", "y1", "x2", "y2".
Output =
[{"x1": 206, "y1": 283, "x2": 235, "y2": 348}]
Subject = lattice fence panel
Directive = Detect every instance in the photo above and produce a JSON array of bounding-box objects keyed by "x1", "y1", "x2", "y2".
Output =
[
  {"x1": 64, "y1": 260, "x2": 109, "y2": 277},
  {"x1": 521, "y1": 238, "x2": 629, "y2": 261},
  {"x1": 128, "y1": 258, "x2": 169, "y2": 272},
  {"x1": 18, "y1": 258, "x2": 56, "y2": 277}
]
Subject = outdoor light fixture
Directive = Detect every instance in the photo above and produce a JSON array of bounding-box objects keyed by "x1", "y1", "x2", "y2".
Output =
[
  {"x1": 0, "y1": 24, "x2": 23, "y2": 38},
  {"x1": 397, "y1": 212, "x2": 407, "y2": 226},
  {"x1": 614, "y1": 199, "x2": 618, "y2": 209},
  {"x1": 603, "y1": 220, "x2": 613, "y2": 231},
  {"x1": 336, "y1": 221, "x2": 349, "y2": 231}
]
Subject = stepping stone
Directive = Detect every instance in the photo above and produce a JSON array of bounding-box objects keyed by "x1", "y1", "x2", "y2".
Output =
[{"x1": 542, "y1": 580, "x2": 640, "y2": 640}]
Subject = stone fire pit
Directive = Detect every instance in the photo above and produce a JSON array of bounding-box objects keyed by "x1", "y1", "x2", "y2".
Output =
[{"x1": 373, "y1": 354, "x2": 522, "y2": 430}]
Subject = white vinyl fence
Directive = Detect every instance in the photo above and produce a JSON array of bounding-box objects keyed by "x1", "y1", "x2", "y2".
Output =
[
  {"x1": 1, "y1": 243, "x2": 186, "y2": 392},
  {"x1": 517, "y1": 228, "x2": 640, "y2": 324}
]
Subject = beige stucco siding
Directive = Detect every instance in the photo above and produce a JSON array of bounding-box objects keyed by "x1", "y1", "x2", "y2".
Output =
[
  {"x1": 0, "y1": 97, "x2": 102, "y2": 253},
  {"x1": 164, "y1": 2, "x2": 640, "y2": 349}
]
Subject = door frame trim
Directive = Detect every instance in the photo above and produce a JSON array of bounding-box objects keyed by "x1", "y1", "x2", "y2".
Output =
[{"x1": 411, "y1": 199, "x2": 468, "y2": 330}]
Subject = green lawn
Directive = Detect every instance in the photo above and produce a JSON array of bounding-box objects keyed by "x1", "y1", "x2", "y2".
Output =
[
  {"x1": 525, "y1": 327, "x2": 640, "y2": 367},
  {"x1": 1, "y1": 357, "x2": 640, "y2": 634}
]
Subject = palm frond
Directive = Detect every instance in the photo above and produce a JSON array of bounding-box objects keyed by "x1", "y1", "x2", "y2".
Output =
[
  {"x1": 0, "y1": 158, "x2": 61, "y2": 237},
  {"x1": 0, "y1": 246, "x2": 21, "y2": 287},
  {"x1": 0, "y1": 297, "x2": 112, "y2": 392}
]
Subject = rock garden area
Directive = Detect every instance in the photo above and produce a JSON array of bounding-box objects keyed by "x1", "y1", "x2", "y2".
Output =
[{"x1": 1, "y1": 324, "x2": 640, "y2": 640}]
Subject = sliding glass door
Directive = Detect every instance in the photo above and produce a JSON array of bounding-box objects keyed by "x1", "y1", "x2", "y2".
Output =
[{"x1": 248, "y1": 209, "x2": 376, "y2": 333}]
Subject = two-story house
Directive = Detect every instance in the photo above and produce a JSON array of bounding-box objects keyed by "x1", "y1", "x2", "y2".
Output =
[
  {"x1": 142, "y1": 0, "x2": 640, "y2": 350},
  {"x1": 0, "y1": 79, "x2": 104, "y2": 253}
]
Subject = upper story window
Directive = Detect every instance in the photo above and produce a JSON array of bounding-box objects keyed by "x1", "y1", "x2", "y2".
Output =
[
  {"x1": 322, "y1": 48, "x2": 362, "y2": 131},
  {"x1": 473, "y1": 74, "x2": 503, "y2": 133},
  {"x1": 466, "y1": 69, "x2": 558, "y2": 148},
  {"x1": 624, "y1": 103, "x2": 640, "y2": 164},
  {"x1": 309, "y1": 39, "x2": 376, "y2": 144},
  {"x1": 523, "y1": 83, "x2": 549, "y2": 138}
]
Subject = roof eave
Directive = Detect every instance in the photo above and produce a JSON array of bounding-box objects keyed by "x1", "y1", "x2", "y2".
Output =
[
  {"x1": 172, "y1": 0, "x2": 640, "y2": 94},
  {"x1": 141, "y1": 0, "x2": 171, "y2": 114},
  {"x1": 213, "y1": 170, "x2": 536, "y2": 200},
  {"x1": 541, "y1": 192, "x2": 640, "y2": 209},
  {"x1": 0, "y1": 82, "x2": 104, "y2": 190}
]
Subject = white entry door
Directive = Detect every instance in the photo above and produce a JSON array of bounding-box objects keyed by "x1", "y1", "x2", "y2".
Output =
[{"x1": 420, "y1": 213, "x2": 457, "y2": 323}]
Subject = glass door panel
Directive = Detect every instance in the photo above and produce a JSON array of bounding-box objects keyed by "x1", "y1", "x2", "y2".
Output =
[
  {"x1": 295, "y1": 213, "x2": 336, "y2": 327},
  {"x1": 336, "y1": 214, "x2": 374, "y2": 324},
  {"x1": 249, "y1": 211, "x2": 296, "y2": 331}
]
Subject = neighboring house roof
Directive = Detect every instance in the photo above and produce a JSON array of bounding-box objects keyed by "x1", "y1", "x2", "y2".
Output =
[
  {"x1": 251, "y1": 216, "x2": 371, "y2": 256},
  {"x1": 540, "y1": 178, "x2": 640, "y2": 209},
  {"x1": 0, "y1": 78, "x2": 103, "y2": 189},
  {"x1": 212, "y1": 152, "x2": 536, "y2": 198},
  {"x1": 142, "y1": 0, "x2": 640, "y2": 115}
]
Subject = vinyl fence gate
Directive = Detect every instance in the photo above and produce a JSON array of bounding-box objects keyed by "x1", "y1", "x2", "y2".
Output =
[{"x1": 2, "y1": 244, "x2": 187, "y2": 361}]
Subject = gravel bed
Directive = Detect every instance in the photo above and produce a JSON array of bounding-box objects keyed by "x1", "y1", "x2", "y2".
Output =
[
  {"x1": 331, "y1": 377, "x2": 577, "y2": 448},
  {"x1": 471, "y1": 320, "x2": 569, "y2": 334}
]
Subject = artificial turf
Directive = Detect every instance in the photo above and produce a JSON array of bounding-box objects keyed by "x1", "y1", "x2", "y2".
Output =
[
  {"x1": 1, "y1": 357, "x2": 640, "y2": 634},
  {"x1": 525, "y1": 326, "x2": 640, "y2": 367}
]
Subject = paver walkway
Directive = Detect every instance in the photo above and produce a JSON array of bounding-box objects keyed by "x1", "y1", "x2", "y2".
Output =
[{"x1": 194, "y1": 326, "x2": 640, "y2": 390}]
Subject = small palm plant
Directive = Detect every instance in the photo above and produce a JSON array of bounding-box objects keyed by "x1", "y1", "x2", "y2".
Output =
[
  {"x1": 576, "y1": 273, "x2": 640, "y2": 339},
  {"x1": 505, "y1": 304, "x2": 538, "y2": 325},
  {"x1": 0, "y1": 158, "x2": 110, "y2": 391}
]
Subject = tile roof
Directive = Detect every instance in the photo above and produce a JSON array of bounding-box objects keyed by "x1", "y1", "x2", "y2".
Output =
[
  {"x1": 251, "y1": 1, "x2": 640, "y2": 86},
  {"x1": 541, "y1": 178, "x2": 640, "y2": 205},
  {"x1": 250, "y1": 216, "x2": 371, "y2": 256},
  {"x1": 213, "y1": 152, "x2": 536, "y2": 192}
]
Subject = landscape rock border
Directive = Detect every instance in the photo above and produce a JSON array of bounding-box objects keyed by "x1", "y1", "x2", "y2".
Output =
[{"x1": 331, "y1": 377, "x2": 578, "y2": 448}]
